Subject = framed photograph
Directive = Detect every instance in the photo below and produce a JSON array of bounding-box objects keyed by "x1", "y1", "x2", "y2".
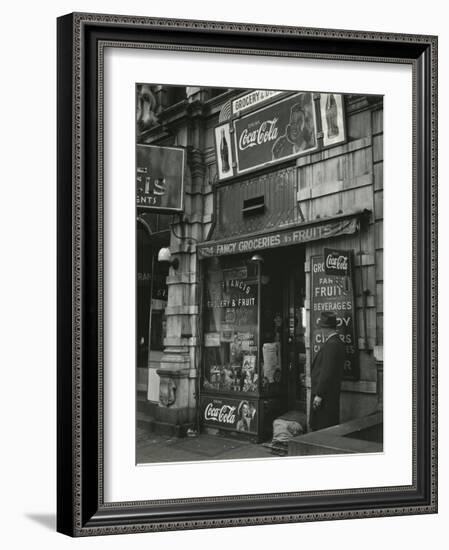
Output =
[{"x1": 57, "y1": 12, "x2": 437, "y2": 536}]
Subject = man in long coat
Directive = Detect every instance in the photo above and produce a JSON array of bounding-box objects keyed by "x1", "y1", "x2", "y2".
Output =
[{"x1": 310, "y1": 312, "x2": 346, "y2": 431}]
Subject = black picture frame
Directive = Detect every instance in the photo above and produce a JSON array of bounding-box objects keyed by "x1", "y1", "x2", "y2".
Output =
[{"x1": 57, "y1": 12, "x2": 438, "y2": 536}]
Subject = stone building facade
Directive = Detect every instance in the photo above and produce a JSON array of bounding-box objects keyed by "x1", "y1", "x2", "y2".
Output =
[{"x1": 136, "y1": 85, "x2": 383, "y2": 441}]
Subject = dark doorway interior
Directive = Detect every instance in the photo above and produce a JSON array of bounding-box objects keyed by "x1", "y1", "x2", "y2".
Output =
[
  {"x1": 260, "y1": 246, "x2": 307, "y2": 415},
  {"x1": 136, "y1": 225, "x2": 169, "y2": 370}
]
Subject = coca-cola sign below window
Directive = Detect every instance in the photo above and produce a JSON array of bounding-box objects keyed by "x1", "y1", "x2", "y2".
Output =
[
  {"x1": 200, "y1": 396, "x2": 258, "y2": 434},
  {"x1": 323, "y1": 248, "x2": 351, "y2": 276}
]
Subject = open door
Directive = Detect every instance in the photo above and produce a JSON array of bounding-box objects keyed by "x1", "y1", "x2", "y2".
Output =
[
  {"x1": 260, "y1": 246, "x2": 307, "y2": 416},
  {"x1": 283, "y1": 260, "x2": 307, "y2": 412}
]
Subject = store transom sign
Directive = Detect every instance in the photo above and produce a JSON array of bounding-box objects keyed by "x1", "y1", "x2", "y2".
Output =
[{"x1": 197, "y1": 216, "x2": 360, "y2": 259}]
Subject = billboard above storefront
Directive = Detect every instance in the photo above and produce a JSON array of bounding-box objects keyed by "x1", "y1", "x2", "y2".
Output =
[
  {"x1": 214, "y1": 91, "x2": 347, "y2": 181},
  {"x1": 233, "y1": 92, "x2": 318, "y2": 175},
  {"x1": 136, "y1": 145, "x2": 185, "y2": 212}
]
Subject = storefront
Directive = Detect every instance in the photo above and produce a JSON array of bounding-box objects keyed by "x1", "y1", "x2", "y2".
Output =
[
  {"x1": 136, "y1": 85, "x2": 383, "y2": 441},
  {"x1": 197, "y1": 205, "x2": 368, "y2": 441}
]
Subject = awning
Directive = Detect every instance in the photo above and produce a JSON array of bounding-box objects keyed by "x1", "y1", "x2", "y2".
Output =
[{"x1": 197, "y1": 210, "x2": 369, "y2": 260}]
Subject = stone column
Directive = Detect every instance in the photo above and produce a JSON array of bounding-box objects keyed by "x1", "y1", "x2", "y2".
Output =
[{"x1": 155, "y1": 147, "x2": 206, "y2": 436}]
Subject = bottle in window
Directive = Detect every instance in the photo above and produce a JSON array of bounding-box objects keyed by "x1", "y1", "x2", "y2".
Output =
[
  {"x1": 325, "y1": 94, "x2": 339, "y2": 138},
  {"x1": 220, "y1": 129, "x2": 230, "y2": 173}
]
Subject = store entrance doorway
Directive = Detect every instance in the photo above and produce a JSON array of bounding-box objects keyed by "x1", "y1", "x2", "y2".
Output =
[{"x1": 261, "y1": 246, "x2": 307, "y2": 415}]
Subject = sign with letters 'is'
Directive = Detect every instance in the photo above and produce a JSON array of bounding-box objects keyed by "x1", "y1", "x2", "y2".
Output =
[
  {"x1": 310, "y1": 253, "x2": 359, "y2": 380},
  {"x1": 136, "y1": 144, "x2": 185, "y2": 212}
]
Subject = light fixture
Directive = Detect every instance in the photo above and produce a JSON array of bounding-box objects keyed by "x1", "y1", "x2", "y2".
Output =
[
  {"x1": 250, "y1": 253, "x2": 264, "y2": 263},
  {"x1": 157, "y1": 247, "x2": 179, "y2": 269}
]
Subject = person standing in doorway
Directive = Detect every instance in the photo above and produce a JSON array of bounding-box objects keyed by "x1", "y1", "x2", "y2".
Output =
[{"x1": 310, "y1": 311, "x2": 346, "y2": 431}]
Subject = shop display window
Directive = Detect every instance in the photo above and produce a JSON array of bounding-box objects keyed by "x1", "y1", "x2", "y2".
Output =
[{"x1": 202, "y1": 256, "x2": 260, "y2": 394}]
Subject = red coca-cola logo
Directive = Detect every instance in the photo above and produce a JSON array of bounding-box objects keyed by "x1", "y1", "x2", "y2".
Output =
[
  {"x1": 325, "y1": 254, "x2": 348, "y2": 271},
  {"x1": 204, "y1": 403, "x2": 237, "y2": 424}
]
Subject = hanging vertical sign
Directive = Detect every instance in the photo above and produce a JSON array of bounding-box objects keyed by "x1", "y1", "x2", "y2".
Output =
[
  {"x1": 136, "y1": 144, "x2": 185, "y2": 212},
  {"x1": 310, "y1": 253, "x2": 359, "y2": 380}
]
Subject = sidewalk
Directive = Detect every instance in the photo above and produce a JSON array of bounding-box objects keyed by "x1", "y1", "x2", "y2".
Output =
[{"x1": 136, "y1": 427, "x2": 274, "y2": 464}]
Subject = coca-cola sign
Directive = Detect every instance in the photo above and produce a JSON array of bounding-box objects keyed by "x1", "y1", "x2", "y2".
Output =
[
  {"x1": 200, "y1": 396, "x2": 258, "y2": 434},
  {"x1": 238, "y1": 118, "x2": 279, "y2": 151},
  {"x1": 204, "y1": 403, "x2": 237, "y2": 424},
  {"x1": 323, "y1": 248, "x2": 351, "y2": 276},
  {"x1": 233, "y1": 92, "x2": 317, "y2": 174}
]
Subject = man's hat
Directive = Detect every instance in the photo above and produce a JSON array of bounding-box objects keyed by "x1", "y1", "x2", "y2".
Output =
[{"x1": 318, "y1": 311, "x2": 338, "y2": 329}]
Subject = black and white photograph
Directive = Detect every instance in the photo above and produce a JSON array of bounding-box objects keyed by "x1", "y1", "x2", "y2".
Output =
[
  {"x1": 0, "y1": 0, "x2": 444, "y2": 544},
  {"x1": 135, "y1": 85, "x2": 384, "y2": 463}
]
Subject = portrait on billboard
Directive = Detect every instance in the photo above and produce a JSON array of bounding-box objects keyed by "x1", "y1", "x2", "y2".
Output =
[{"x1": 135, "y1": 83, "x2": 383, "y2": 465}]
